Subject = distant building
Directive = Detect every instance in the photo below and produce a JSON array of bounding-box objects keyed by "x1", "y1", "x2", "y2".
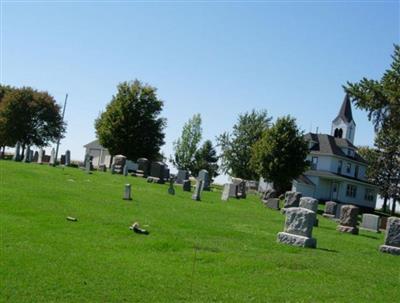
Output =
[
  {"x1": 292, "y1": 95, "x2": 378, "y2": 209},
  {"x1": 83, "y1": 139, "x2": 111, "y2": 168}
]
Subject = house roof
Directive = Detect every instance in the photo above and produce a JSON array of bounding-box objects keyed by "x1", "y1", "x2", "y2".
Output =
[
  {"x1": 303, "y1": 170, "x2": 377, "y2": 187},
  {"x1": 333, "y1": 94, "x2": 355, "y2": 124},
  {"x1": 305, "y1": 133, "x2": 367, "y2": 164},
  {"x1": 83, "y1": 139, "x2": 107, "y2": 150},
  {"x1": 295, "y1": 174, "x2": 315, "y2": 186}
]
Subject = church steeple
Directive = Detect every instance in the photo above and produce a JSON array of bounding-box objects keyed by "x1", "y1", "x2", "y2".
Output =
[{"x1": 331, "y1": 94, "x2": 356, "y2": 144}]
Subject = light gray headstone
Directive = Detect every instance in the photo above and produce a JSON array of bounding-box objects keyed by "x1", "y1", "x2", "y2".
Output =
[
  {"x1": 277, "y1": 207, "x2": 317, "y2": 248},
  {"x1": 192, "y1": 180, "x2": 203, "y2": 201},
  {"x1": 198, "y1": 170, "x2": 210, "y2": 191},
  {"x1": 123, "y1": 184, "x2": 132, "y2": 200},
  {"x1": 49, "y1": 148, "x2": 55, "y2": 165},
  {"x1": 221, "y1": 183, "x2": 230, "y2": 201},
  {"x1": 37, "y1": 148, "x2": 44, "y2": 164},
  {"x1": 360, "y1": 214, "x2": 380, "y2": 233},
  {"x1": 176, "y1": 170, "x2": 189, "y2": 184},
  {"x1": 379, "y1": 217, "x2": 400, "y2": 255},
  {"x1": 323, "y1": 201, "x2": 337, "y2": 218},
  {"x1": 264, "y1": 198, "x2": 280, "y2": 210},
  {"x1": 299, "y1": 197, "x2": 319, "y2": 213}
]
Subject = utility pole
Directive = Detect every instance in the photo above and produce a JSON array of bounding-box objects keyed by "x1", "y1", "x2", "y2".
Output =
[{"x1": 54, "y1": 93, "x2": 68, "y2": 166}]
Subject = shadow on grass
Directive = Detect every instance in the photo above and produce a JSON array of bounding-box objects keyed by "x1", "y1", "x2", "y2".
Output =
[
  {"x1": 359, "y1": 233, "x2": 380, "y2": 240},
  {"x1": 317, "y1": 247, "x2": 339, "y2": 253}
]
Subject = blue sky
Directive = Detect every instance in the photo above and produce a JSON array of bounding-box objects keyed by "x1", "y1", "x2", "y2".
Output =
[{"x1": 1, "y1": 1, "x2": 399, "y2": 179}]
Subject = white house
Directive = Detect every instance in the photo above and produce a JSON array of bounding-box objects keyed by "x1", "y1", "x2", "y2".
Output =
[
  {"x1": 83, "y1": 139, "x2": 112, "y2": 168},
  {"x1": 292, "y1": 95, "x2": 378, "y2": 209}
]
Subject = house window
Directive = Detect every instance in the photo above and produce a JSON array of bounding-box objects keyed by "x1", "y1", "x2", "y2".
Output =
[
  {"x1": 337, "y1": 160, "x2": 342, "y2": 174},
  {"x1": 346, "y1": 184, "x2": 357, "y2": 198},
  {"x1": 364, "y1": 189, "x2": 374, "y2": 201},
  {"x1": 346, "y1": 162, "x2": 351, "y2": 174},
  {"x1": 355, "y1": 165, "x2": 359, "y2": 178},
  {"x1": 311, "y1": 157, "x2": 318, "y2": 170}
]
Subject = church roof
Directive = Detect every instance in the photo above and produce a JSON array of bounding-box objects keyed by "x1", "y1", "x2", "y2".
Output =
[
  {"x1": 333, "y1": 94, "x2": 355, "y2": 124},
  {"x1": 304, "y1": 133, "x2": 366, "y2": 164}
]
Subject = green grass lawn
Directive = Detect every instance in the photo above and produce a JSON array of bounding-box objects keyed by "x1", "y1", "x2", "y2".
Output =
[{"x1": 1, "y1": 161, "x2": 399, "y2": 302}]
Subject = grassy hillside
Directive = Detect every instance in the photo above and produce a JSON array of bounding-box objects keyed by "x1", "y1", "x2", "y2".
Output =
[{"x1": 0, "y1": 161, "x2": 399, "y2": 302}]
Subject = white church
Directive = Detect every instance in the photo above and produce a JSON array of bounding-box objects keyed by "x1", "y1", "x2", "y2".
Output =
[{"x1": 292, "y1": 95, "x2": 378, "y2": 210}]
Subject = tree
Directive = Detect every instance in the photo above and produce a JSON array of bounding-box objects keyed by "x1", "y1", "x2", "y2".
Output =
[
  {"x1": 171, "y1": 114, "x2": 202, "y2": 172},
  {"x1": 250, "y1": 116, "x2": 309, "y2": 194},
  {"x1": 344, "y1": 44, "x2": 400, "y2": 133},
  {"x1": 0, "y1": 85, "x2": 15, "y2": 152},
  {"x1": 192, "y1": 140, "x2": 219, "y2": 180},
  {"x1": 95, "y1": 80, "x2": 166, "y2": 161},
  {"x1": 217, "y1": 110, "x2": 271, "y2": 180},
  {"x1": 0, "y1": 87, "x2": 65, "y2": 156}
]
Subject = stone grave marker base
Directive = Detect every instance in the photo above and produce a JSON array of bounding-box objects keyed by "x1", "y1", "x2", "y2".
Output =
[
  {"x1": 379, "y1": 245, "x2": 400, "y2": 256},
  {"x1": 277, "y1": 232, "x2": 316, "y2": 248},
  {"x1": 337, "y1": 225, "x2": 359, "y2": 235}
]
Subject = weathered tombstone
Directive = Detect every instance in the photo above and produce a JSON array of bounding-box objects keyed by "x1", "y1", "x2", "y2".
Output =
[
  {"x1": 360, "y1": 214, "x2": 381, "y2": 233},
  {"x1": 85, "y1": 154, "x2": 93, "y2": 173},
  {"x1": 125, "y1": 160, "x2": 138, "y2": 173},
  {"x1": 277, "y1": 207, "x2": 317, "y2": 248},
  {"x1": 335, "y1": 204, "x2": 343, "y2": 220},
  {"x1": 27, "y1": 149, "x2": 34, "y2": 162},
  {"x1": 168, "y1": 178, "x2": 175, "y2": 195},
  {"x1": 65, "y1": 150, "x2": 71, "y2": 166},
  {"x1": 262, "y1": 189, "x2": 277, "y2": 201},
  {"x1": 264, "y1": 198, "x2": 280, "y2": 210},
  {"x1": 323, "y1": 201, "x2": 337, "y2": 219},
  {"x1": 299, "y1": 197, "x2": 319, "y2": 226},
  {"x1": 13, "y1": 142, "x2": 21, "y2": 161},
  {"x1": 137, "y1": 158, "x2": 150, "y2": 177},
  {"x1": 198, "y1": 170, "x2": 210, "y2": 191},
  {"x1": 123, "y1": 184, "x2": 132, "y2": 200},
  {"x1": 183, "y1": 180, "x2": 191, "y2": 192},
  {"x1": 176, "y1": 169, "x2": 189, "y2": 184},
  {"x1": 228, "y1": 183, "x2": 239, "y2": 198},
  {"x1": 60, "y1": 155, "x2": 66, "y2": 165},
  {"x1": 99, "y1": 164, "x2": 107, "y2": 172},
  {"x1": 32, "y1": 151, "x2": 39, "y2": 162},
  {"x1": 192, "y1": 180, "x2": 203, "y2": 201},
  {"x1": 113, "y1": 155, "x2": 127, "y2": 174},
  {"x1": 284, "y1": 191, "x2": 302, "y2": 208},
  {"x1": 336, "y1": 205, "x2": 359, "y2": 235},
  {"x1": 221, "y1": 183, "x2": 230, "y2": 201},
  {"x1": 379, "y1": 217, "x2": 400, "y2": 255},
  {"x1": 49, "y1": 148, "x2": 56, "y2": 165},
  {"x1": 237, "y1": 181, "x2": 247, "y2": 199}
]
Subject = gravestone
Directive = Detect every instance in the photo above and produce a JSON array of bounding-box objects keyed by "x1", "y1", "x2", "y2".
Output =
[
  {"x1": 85, "y1": 154, "x2": 93, "y2": 173},
  {"x1": 164, "y1": 168, "x2": 170, "y2": 181},
  {"x1": 192, "y1": 180, "x2": 203, "y2": 201},
  {"x1": 335, "y1": 204, "x2": 343, "y2": 221},
  {"x1": 323, "y1": 201, "x2": 337, "y2": 219},
  {"x1": 277, "y1": 207, "x2": 317, "y2": 248},
  {"x1": 168, "y1": 178, "x2": 175, "y2": 195},
  {"x1": 32, "y1": 151, "x2": 39, "y2": 162},
  {"x1": 60, "y1": 155, "x2": 66, "y2": 165},
  {"x1": 65, "y1": 150, "x2": 71, "y2": 166},
  {"x1": 13, "y1": 142, "x2": 21, "y2": 161},
  {"x1": 237, "y1": 181, "x2": 247, "y2": 199},
  {"x1": 99, "y1": 164, "x2": 107, "y2": 172},
  {"x1": 137, "y1": 158, "x2": 150, "y2": 177},
  {"x1": 49, "y1": 148, "x2": 56, "y2": 165},
  {"x1": 111, "y1": 163, "x2": 116, "y2": 174},
  {"x1": 380, "y1": 216, "x2": 388, "y2": 230},
  {"x1": 198, "y1": 170, "x2": 210, "y2": 191},
  {"x1": 228, "y1": 183, "x2": 239, "y2": 198},
  {"x1": 125, "y1": 160, "x2": 138, "y2": 173},
  {"x1": 176, "y1": 169, "x2": 189, "y2": 184},
  {"x1": 123, "y1": 184, "x2": 132, "y2": 200},
  {"x1": 37, "y1": 148, "x2": 44, "y2": 164},
  {"x1": 284, "y1": 191, "x2": 302, "y2": 208},
  {"x1": 263, "y1": 198, "x2": 280, "y2": 210},
  {"x1": 336, "y1": 205, "x2": 359, "y2": 235},
  {"x1": 221, "y1": 183, "x2": 230, "y2": 201},
  {"x1": 113, "y1": 155, "x2": 126, "y2": 174},
  {"x1": 123, "y1": 164, "x2": 128, "y2": 176},
  {"x1": 360, "y1": 214, "x2": 380, "y2": 233},
  {"x1": 150, "y1": 162, "x2": 166, "y2": 184},
  {"x1": 183, "y1": 180, "x2": 191, "y2": 192},
  {"x1": 299, "y1": 197, "x2": 319, "y2": 226},
  {"x1": 23, "y1": 146, "x2": 31, "y2": 162},
  {"x1": 379, "y1": 217, "x2": 400, "y2": 255},
  {"x1": 262, "y1": 188, "x2": 277, "y2": 201}
]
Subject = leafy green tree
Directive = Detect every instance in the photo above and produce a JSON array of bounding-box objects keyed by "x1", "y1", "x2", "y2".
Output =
[
  {"x1": 192, "y1": 140, "x2": 219, "y2": 180},
  {"x1": 95, "y1": 80, "x2": 166, "y2": 161},
  {"x1": 0, "y1": 87, "x2": 65, "y2": 156},
  {"x1": 217, "y1": 110, "x2": 271, "y2": 180},
  {"x1": 250, "y1": 116, "x2": 309, "y2": 194},
  {"x1": 344, "y1": 44, "x2": 400, "y2": 133},
  {"x1": 171, "y1": 114, "x2": 202, "y2": 172},
  {"x1": 0, "y1": 85, "x2": 15, "y2": 152}
]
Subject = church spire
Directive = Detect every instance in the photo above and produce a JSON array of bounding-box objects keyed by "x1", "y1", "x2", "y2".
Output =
[
  {"x1": 333, "y1": 94, "x2": 354, "y2": 124},
  {"x1": 331, "y1": 94, "x2": 356, "y2": 144}
]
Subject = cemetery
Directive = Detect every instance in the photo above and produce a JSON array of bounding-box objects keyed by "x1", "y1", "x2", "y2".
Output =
[{"x1": 1, "y1": 160, "x2": 399, "y2": 302}]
